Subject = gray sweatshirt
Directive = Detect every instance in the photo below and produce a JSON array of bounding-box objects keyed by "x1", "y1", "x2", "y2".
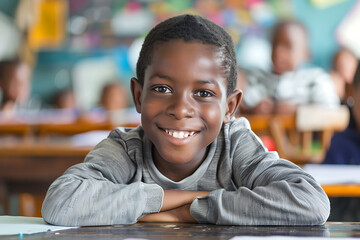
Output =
[{"x1": 42, "y1": 117, "x2": 330, "y2": 226}]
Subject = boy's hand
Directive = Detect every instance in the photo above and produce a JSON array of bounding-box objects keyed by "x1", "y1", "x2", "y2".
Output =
[
  {"x1": 161, "y1": 190, "x2": 209, "y2": 211},
  {"x1": 137, "y1": 190, "x2": 209, "y2": 223},
  {"x1": 138, "y1": 204, "x2": 196, "y2": 223}
]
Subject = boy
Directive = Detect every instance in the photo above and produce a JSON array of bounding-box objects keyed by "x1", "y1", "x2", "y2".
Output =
[
  {"x1": 239, "y1": 20, "x2": 339, "y2": 114},
  {"x1": 42, "y1": 14, "x2": 329, "y2": 226}
]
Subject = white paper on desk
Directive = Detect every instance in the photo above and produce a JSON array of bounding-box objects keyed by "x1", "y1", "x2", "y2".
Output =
[
  {"x1": 71, "y1": 130, "x2": 110, "y2": 147},
  {"x1": 230, "y1": 236, "x2": 353, "y2": 240},
  {"x1": 303, "y1": 164, "x2": 360, "y2": 185},
  {"x1": 0, "y1": 216, "x2": 76, "y2": 235}
]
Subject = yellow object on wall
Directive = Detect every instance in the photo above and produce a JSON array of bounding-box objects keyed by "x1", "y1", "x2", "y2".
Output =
[
  {"x1": 28, "y1": 0, "x2": 67, "y2": 49},
  {"x1": 310, "y1": 0, "x2": 347, "y2": 9}
]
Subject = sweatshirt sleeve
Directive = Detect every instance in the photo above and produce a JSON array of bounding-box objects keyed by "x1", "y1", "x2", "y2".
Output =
[
  {"x1": 190, "y1": 125, "x2": 330, "y2": 225},
  {"x1": 310, "y1": 70, "x2": 340, "y2": 107},
  {"x1": 41, "y1": 137, "x2": 163, "y2": 226}
]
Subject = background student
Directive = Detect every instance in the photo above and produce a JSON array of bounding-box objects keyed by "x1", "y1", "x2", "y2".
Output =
[
  {"x1": 85, "y1": 81, "x2": 132, "y2": 123},
  {"x1": 99, "y1": 81, "x2": 129, "y2": 112},
  {"x1": 53, "y1": 88, "x2": 77, "y2": 111},
  {"x1": 330, "y1": 48, "x2": 358, "y2": 105},
  {"x1": 42, "y1": 14, "x2": 329, "y2": 227},
  {"x1": 0, "y1": 58, "x2": 31, "y2": 119},
  {"x1": 323, "y1": 60, "x2": 360, "y2": 164},
  {"x1": 322, "y1": 61, "x2": 360, "y2": 222},
  {"x1": 238, "y1": 20, "x2": 339, "y2": 114}
]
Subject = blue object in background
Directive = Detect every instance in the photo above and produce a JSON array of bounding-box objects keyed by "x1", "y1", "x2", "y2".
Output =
[
  {"x1": 292, "y1": 0, "x2": 356, "y2": 70},
  {"x1": 111, "y1": 46, "x2": 133, "y2": 86}
]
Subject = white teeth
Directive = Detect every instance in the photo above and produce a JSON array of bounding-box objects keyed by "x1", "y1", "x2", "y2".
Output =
[{"x1": 164, "y1": 129, "x2": 195, "y2": 139}]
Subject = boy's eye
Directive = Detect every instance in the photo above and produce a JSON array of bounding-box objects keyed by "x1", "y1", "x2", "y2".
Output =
[
  {"x1": 194, "y1": 90, "x2": 214, "y2": 98},
  {"x1": 153, "y1": 86, "x2": 172, "y2": 93}
]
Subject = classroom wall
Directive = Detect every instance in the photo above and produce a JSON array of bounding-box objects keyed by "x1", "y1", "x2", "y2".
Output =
[
  {"x1": 0, "y1": 0, "x2": 357, "y2": 108},
  {"x1": 293, "y1": 0, "x2": 356, "y2": 70}
]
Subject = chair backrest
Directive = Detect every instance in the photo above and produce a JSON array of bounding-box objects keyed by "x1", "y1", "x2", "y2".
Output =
[
  {"x1": 242, "y1": 113, "x2": 295, "y2": 136},
  {"x1": 269, "y1": 105, "x2": 349, "y2": 165}
]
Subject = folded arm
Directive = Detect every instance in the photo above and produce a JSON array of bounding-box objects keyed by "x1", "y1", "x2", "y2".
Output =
[
  {"x1": 42, "y1": 139, "x2": 164, "y2": 226},
  {"x1": 189, "y1": 129, "x2": 330, "y2": 225},
  {"x1": 138, "y1": 190, "x2": 209, "y2": 223}
]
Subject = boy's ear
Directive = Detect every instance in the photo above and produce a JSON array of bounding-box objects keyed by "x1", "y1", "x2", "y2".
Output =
[
  {"x1": 224, "y1": 89, "x2": 242, "y2": 123},
  {"x1": 130, "y1": 77, "x2": 143, "y2": 113}
]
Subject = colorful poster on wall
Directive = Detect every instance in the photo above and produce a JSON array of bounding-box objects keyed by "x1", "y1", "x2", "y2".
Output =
[{"x1": 28, "y1": 0, "x2": 67, "y2": 49}]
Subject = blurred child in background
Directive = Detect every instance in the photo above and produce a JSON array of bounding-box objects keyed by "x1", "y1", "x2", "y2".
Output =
[
  {"x1": 100, "y1": 82, "x2": 129, "y2": 111},
  {"x1": 0, "y1": 58, "x2": 31, "y2": 119},
  {"x1": 330, "y1": 48, "x2": 358, "y2": 105},
  {"x1": 323, "y1": 60, "x2": 360, "y2": 165},
  {"x1": 54, "y1": 89, "x2": 77, "y2": 110},
  {"x1": 46, "y1": 88, "x2": 79, "y2": 123},
  {"x1": 323, "y1": 61, "x2": 360, "y2": 222},
  {"x1": 86, "y1": 81, "x2": 139, "y2": 125},
  {"x1": 238, "y1": 20, "x2": 339, "y2": 114}
]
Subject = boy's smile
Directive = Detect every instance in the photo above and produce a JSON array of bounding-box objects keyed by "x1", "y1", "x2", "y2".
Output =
[{"x1": 131, "y1": 40, "x2": 235, "y2": 181}]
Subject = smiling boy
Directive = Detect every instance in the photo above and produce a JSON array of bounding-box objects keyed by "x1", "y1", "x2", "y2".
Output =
[{"x1": 42, "y1": 14, "x2": 330, "y2": 226}]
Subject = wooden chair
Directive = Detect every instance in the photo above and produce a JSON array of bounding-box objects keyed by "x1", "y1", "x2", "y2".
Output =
[
  {"x1": 242, "y1": 113, "x2": 295, "y2": 136},
  {"x1": 269, "y1": 105, "x2": 349, "y2": 165}
]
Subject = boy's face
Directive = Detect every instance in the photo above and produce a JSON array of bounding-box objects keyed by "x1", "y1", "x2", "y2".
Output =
[
  {"x1": 271, "y1": 25, "x2": 309, "y2": 74},
  {"x1": 131, "y1": 40, "x2": 240, "y2": 176}
]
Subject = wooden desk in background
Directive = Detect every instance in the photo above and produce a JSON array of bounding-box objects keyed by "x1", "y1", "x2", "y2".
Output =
[
  {"x1": 0, "y1": 118, "x2": 140, "y2": 216},
  {"x1": 322, "y1": 185, "x2": 360, "y2": 197},
  {"x1": 303, "y1": 164, "x2": 360, "y2": 198},
  {"x1": 0, "y1": 142, "x2": 92, "y2": 216},
  {"x1": 0, "y1": 119, "x2": 138, "y2": 216},
  {"x1": 3, "y1": 222, "x2": 360, "y2": 239}
]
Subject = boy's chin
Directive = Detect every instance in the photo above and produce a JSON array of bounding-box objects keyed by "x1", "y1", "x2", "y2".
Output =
[{"x1": 154, "y1": 144, "x2": 207, "y2": 166}]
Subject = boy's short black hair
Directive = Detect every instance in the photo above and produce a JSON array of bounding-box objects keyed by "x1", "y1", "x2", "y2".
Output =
[{"x1": 136, "y1": 14, "x2": 237, "y2": 96}]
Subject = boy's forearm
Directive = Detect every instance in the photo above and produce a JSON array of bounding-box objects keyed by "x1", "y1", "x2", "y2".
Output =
[
  {"x1": 138, "y1": 204, "x2": 196, "y2": 223},
  {"x1": 160, "y1": 190, "x2": 209, "y2": 212}
]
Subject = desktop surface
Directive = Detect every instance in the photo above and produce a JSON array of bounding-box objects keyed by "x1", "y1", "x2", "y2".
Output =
[{"x1": 3, "y1": 222, "x2": 360, "y2": 240}]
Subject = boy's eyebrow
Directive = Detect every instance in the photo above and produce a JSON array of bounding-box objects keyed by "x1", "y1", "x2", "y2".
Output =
[
  {"x1": 149, "y1": 74, "x2": 172, "y2": 81},
  {"x1": 150, "y1": 74, "x2": 218, "y2": 84},
  {"x1": 196, "y1": 79, "x2": 218, "y2": 85}
]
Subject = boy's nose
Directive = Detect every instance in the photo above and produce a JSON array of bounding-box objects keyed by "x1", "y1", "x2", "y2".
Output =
[{"x1": 166, "y1": 94, "x2": 195, "y2": 119}]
